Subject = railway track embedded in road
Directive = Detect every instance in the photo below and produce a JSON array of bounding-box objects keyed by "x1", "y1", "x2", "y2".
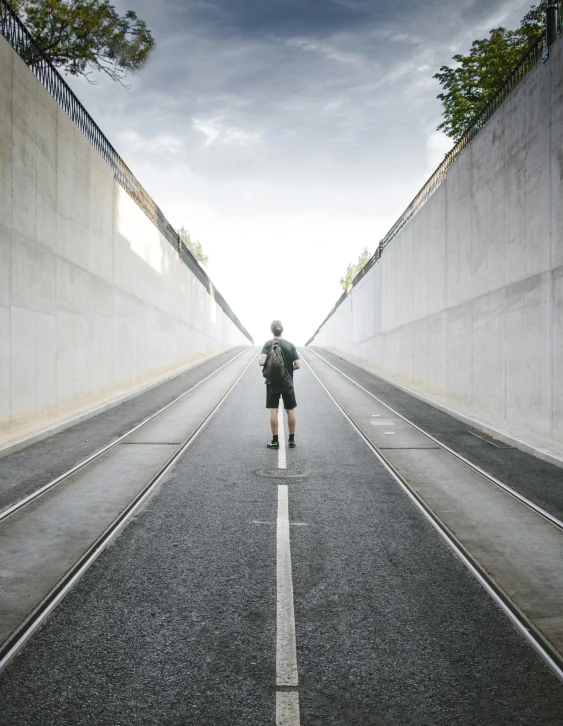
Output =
[
  {"x1": 0, "y1": 347, "x2": 256, "y2": 673},
  {"x1": 302, "y1": 348, "x2": 563, "y2": 686},
  {"x1": 306, "y1": 348, "x2": 563, "y2": 532},
  {"x1": 0, "y1": 348, "x2": 252, "y2": 524}
]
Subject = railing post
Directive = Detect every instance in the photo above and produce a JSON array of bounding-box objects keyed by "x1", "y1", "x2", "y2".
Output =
[
  {"x1": 544, "y1": 0, "x2": 558, "y2": 61},
  {"x1": 547, "y1": 1, "x2": 558, "y2": 46}
]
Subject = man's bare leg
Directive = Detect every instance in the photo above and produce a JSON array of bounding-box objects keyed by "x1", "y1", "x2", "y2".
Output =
[
  {"x1": 286, "y1": 409, "x2": 296, "y2": 435},
  {"x1": 270, "y1": 408, "x2": 279, "y2": 436}
]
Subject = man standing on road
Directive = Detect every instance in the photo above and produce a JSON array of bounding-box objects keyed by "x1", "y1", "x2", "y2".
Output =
[{"x1": 258, "y1": 320, "x2": 300, "y2": 449}]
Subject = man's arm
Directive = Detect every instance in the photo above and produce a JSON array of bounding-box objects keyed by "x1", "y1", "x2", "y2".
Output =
[
  {"x1": 259, "y1": 340, "x2": 273, "y2": 366},
  {"x1": 292, "y1": 344, "x2": 301, "y2": 370}
]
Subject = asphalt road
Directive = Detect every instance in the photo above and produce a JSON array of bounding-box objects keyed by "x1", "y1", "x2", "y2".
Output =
[{"x1": 1, "y1": 350, "x2": 562, "y2": 724}]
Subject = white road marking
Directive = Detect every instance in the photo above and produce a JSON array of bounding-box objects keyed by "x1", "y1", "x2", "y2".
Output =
[
  {"x1": 278, "y1": 400, "x2": 287, "y2": 469},
  {"x1": 274, "y1": 398, "x2": 299, "y2": 722},
  {"x1": 276, "y1": 691, "x2": 300, "y2": 726},
  {"x1": 252, "y1": 521, "x2": 309, "y2": 527},
  {"x1": 276, "y1": 485, "x2": 299, "y2": 688}
]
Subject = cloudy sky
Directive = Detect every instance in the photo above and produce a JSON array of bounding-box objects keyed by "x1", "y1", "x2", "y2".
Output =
[{"x1": 66, "y1": 0, "x2": 533, "y2": 345}]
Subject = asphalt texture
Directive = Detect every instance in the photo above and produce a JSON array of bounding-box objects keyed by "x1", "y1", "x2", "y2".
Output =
[
  {"x1": 311, "y1": 347, "x2": 563, "y2": 523},
  {"x1": 1, "y1": 351, "x2": 563, "y2": 723},
  {"x1": 0, "y1": 347, "x2": 248, "y2": 512}
]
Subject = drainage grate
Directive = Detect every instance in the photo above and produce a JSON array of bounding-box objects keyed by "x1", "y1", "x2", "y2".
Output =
[
  {"x1": 378, "y1": 446, "x2": 440, "y2": 450},
  {"x1": 256, "y1": 469, "x2": 308, "y2": 479},
  {"x1": 121, "y1": 442, "x2": 181, "y2": 445}
]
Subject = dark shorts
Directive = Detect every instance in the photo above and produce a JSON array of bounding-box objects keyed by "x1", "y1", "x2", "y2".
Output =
[{"x1": 266, "y1": 385, "x2": 297, "y2": 410}]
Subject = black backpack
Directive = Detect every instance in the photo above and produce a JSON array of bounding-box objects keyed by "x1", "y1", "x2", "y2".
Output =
[{"x1": 262, "y1": 339, "x2": 285, "y2": 385}]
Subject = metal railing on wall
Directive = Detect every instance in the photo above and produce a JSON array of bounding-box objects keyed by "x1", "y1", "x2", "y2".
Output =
[
  {"x1": 306, "y1": 3, "x2": 562, "y2": 347},
  {"x1": 0, "y1": 0, "x2": 253, "y2": 344}
]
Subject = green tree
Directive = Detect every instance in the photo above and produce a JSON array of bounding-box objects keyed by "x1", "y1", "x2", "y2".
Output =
[
  {"x1": 340, "y1": 247, "x2": 370, "y2": 292},
  {"x1": 178, "y1": 226, "x2": 209, "y2": 267},
  {"x1": 10, "y1": 0, "x2": 155, "y2": 84},
  {"x1": 434, "y1": 3, "x2": 546, "y2": 141}
]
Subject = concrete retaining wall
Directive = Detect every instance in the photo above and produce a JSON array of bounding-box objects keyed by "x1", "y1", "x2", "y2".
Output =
[
  {"x1": 309, "y1": 37, "x2": 563, "y2": 457},
  {"x1": 0, "y1": 35, "x2": 250, "y2": 442}
]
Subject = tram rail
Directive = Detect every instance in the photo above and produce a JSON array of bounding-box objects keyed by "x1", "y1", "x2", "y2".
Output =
[
  {"x1": 0, "y1": 347, "x2": 256, "y2": 673},
  {"x1": 302, "y1": 348, "x2": 563, "y2": 685},
  {"x1": 306, "y1": 348, "x2": 563, "y2": 532},
  {"x1": 0, "y1": 348, "x2": 252, "y2": 524}
]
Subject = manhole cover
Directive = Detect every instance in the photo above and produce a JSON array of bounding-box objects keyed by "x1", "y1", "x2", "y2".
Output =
[{"x1": 256, "y1": 469, "x2": 308, "y2": 479}]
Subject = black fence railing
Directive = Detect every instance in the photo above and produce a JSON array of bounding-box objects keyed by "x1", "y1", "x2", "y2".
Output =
[
  {"x1": 0, "y1": 0, "x2": 253, "y2": 344},
  {"x1": 306, "y1": 4, "x2": 561, "y2": 347}
]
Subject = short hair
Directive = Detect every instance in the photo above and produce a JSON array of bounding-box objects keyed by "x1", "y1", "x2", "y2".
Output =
[{"x1": 271, "y1": 320, "x2": 283, "y2": 336}]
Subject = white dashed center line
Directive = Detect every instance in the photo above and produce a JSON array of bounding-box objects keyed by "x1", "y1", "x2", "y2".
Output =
[
  {"x1": 276, "y1": 691, "x2": 300, "y2": 725},
  {"x1": 276, "y1": 484, "x2": 298, "y2": 685},
  {"x1": 275, "y1": 398, "x2": 300, "y2": 725},
  {"x1": 278, "y1": 401, "x2": 287, "y2": 469}
]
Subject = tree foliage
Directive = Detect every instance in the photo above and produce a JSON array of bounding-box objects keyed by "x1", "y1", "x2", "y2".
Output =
[
  {"x1": 11, "y1": 0, "x2": 155, "y2": 85},
  {"x1": 434, "y1": 3, "x2": 546, "y2": 141},
  {"x1": 340, "y1": 247, "x2": 370, "y2": 292},
  {"x1": 178, "y1": 226, "x2": 209, "y2": 267}
]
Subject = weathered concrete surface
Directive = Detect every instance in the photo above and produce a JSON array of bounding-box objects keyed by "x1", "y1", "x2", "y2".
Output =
[
  {"x1": 309, "y1": 37, "x2": 563, "y2": 460},
  {"x1": 0, "y1": 35, "x2": 250, "y2": 446}
]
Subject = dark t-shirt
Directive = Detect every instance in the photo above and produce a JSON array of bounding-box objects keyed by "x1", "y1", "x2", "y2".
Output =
[{"x1": 261, "y1": 338, "x2": 300, "y2": 389}]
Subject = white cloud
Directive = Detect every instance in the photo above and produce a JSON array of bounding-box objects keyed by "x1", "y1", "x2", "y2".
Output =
[
  {"x1": 192, "y1": 117, "x2": 264, "y2": 148},
  {"x1": 116, "y1": 130, "x2": 185, "y2": 155},
  {"x1": 426, "y1": 130, "x2": 454, "y2": 172},
  {"x1": 286, "y1": 36, "x2": 360, "y2": 64},
  {"x1": 372, "y1": 29, "x2": 423, "y2": 45}
]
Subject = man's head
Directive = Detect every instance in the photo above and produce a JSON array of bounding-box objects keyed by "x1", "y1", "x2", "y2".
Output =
[{"x1": 271, "y1": 320, "x2": 283, "y2": 337}]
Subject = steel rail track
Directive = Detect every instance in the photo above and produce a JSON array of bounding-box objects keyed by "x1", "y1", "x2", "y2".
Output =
[
  {"x1": 306, "y1": 348, "x2": 563, "y2": 532},
  {"x1": 0, "y1": 350, "x2": 257, "y2": 674},
  {"x1": 0, "y1": 347, "x2": 252, "y2": 524},
  {"x1": 301, "y1": 353, "x2": 563, "y2": 685}
]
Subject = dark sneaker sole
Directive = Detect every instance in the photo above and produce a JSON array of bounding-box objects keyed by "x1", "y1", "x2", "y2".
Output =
[
  {"x1": 267, "y1": 443, "x2": 280, "y2": 449},
  {"x1": 288, "y1": 442, "x2": 296, "y2": 448}
]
